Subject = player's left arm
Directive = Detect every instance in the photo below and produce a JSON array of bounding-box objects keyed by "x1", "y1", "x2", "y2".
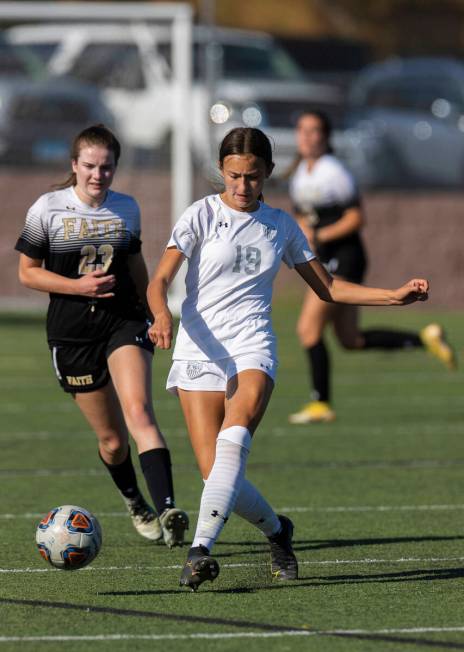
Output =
[
  {"x1": 127, "y1": 252, "x2": 152, "y2": 317},
  {"x1": 295, "y1": 258, "x2": 428, "y2": 306}
]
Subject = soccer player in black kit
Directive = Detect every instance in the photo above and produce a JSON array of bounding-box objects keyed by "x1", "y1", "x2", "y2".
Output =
[
  {"x1": 15, "y1": 124, "x2": 188, "y2": 547},
  {"x1": 287, "y1": 110, "x2": 456, "y2": 424}
]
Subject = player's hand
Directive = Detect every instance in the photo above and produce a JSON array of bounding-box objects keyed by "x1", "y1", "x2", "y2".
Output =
[
  {"x1": 75, "y1": 270, "x2": 116, "y2": 298},
  {"x1": 148, "y1": 309, "x2": 173, "y2": 349},
  {"x1": 392, "y1": 278, "x2": 429, "y2": 304}
]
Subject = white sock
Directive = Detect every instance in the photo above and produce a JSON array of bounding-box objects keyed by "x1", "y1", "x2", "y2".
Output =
[
  {"x1": 192, "y1": 426, "x2": 251, "y2": 551},
  {"x1": 234, "y1": 478, "x2": 281, "y2": 537}
]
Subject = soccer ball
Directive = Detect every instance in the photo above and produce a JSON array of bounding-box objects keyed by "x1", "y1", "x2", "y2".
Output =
[{"x1": 36, "y1": 505, "x2": 102, "y2": 570}]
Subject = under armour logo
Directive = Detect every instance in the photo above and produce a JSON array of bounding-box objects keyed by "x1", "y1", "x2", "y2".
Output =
[
  {"x1": 211, "y1": 510, "x2": 228, "y2": 523},
  {"x1": 218, "y1": 221, "x2": 228, "y2": 228}
]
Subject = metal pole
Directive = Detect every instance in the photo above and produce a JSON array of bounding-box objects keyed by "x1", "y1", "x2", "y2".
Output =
[
  {"x1": 169, "y1": 8, "x2": 193, "y2": 313},
  {"x1": 200, "y1": 0, "x2": 217, "y2": 166}
]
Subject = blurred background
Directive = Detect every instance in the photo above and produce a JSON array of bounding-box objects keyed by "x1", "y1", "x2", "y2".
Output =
[{"x1": 1, "y1": 0, "x2": 463, "y2": 308}]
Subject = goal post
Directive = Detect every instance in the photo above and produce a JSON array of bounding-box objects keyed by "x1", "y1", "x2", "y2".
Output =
[{"x1": 0, "y1": 1, "x2": 193, "y2": 311}]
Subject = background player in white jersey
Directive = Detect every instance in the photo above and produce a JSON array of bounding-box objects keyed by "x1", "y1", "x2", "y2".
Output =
[
  {"x1": 288, "y1": 110, "x2": 456, "y2": 425},
  {"x1": 147, "y1": 126, "x2": 429, "y2": 591},
  {"x1": 15, "y1": 124, "x2": 188, "y2": 547}
]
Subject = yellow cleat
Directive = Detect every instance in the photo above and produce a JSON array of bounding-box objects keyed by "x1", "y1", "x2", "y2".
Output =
[
  {"x1": 288, "y1": 401, "x2": 336, "y2": 424},
  {"x1": 420, "y1": 323, "x2": 457, "y2": 370}
]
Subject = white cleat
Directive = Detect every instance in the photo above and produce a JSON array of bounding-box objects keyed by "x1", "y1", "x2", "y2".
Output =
[{"x1": 122, "y1": 493, "x2": 163, "y2": 541}]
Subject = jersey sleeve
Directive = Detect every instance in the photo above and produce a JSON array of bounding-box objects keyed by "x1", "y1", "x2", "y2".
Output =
[
  {"x1": 281, "y1": 211, "x2": 316, "y2": 269},
  {"x1": 128, "y1": 200, "x2": 142, "y2": 254},
  {"x1": 167, "y1": 205, "x2": 200, "y2": 258},
  {"x1": 14, "y1": 195, "x2": 49, "y2": 260},
  {"x1": 328, "y1": 161, "x2": 361, "y2": 209}
]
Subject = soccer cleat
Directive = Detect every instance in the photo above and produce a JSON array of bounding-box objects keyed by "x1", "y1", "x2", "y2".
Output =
[
  {"x1": 268, "y1": 515, "x2": 298, "y2": 580},
  {"x1": 159, "y1": 507, "x2": 190, "y2": 548},
  {"x1": 420, "y1": 323, "x2": 457, "y2": 370},
  {"x1": 288, "y1": 401, "x2": 336, "y2": 424},
  {"x1": 179, "y1": 545, "x2": 220, "y2": 591},
  {"x1": 122, "y1": 493, "x2": 162, "y2": 541}
]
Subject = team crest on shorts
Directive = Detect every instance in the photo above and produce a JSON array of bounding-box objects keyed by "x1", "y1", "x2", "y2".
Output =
[
  {"x1": 186, "y1": 362, "x2": 204, "y2": 379},
  {"x1": 262, "y1": 223, "x2": 277, "y2": 240},
  {"x1": 326, "y1": 258, "x2": 339, "y2": 274}
]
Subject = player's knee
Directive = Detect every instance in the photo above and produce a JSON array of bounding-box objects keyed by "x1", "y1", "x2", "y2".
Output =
[
  {"x1": 123, "y1": 400, "x2": 152, "y2": 430},
  {"x1": 236, "y1": 389, "x2": 265, "y2": 424},
  {"x1": 98, "y1": 434, "x2": 125, "y2": 457},
  {"x1": 298, "y1": 328, "x2": 321, "y2": 348}
]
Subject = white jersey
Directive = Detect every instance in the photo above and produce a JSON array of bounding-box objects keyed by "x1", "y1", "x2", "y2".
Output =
[
  {"x1": 289, "y1": 154, "x2": 358, "y2": 215},
  {"x1": 168, "y1": 194, "x2": 315, "y2": 361}
]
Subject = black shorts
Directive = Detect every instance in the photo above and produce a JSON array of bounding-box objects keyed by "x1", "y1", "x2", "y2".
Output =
[
  {"x1": 318, "y1": 236, "x2": 367, "y2": 284},
  {"x1": 49, "y1": 319, "x2": 154, "y2": 394}
]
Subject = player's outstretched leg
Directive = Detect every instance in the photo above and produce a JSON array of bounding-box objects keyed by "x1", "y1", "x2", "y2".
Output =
[
  {"x1": 179, "y1": 545, "x2": 220, "y2": 591},
  {"x1": 268, "y1": 515, "x2": 298, "y2": 580}
]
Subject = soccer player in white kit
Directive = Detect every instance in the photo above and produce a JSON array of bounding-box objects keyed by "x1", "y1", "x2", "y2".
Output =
[{"x1": 147, "y1": 127, "x2": 429, "y2": 591}]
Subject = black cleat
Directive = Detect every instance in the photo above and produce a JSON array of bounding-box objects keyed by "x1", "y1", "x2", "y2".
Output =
[
  {"x1": 268, "y1": 515, "x2": 298, "y2": 580},
  {"x1": 179, "y1": 545, "x2": 220, "y2": 591}
]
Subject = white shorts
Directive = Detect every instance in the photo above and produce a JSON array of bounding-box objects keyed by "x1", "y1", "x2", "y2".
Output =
[{"x1": 166, "y1": 354, "x2": 277, "y2": 395}]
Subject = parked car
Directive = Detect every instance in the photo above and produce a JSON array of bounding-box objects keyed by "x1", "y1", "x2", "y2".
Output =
[
  {"x1": 0, "y1": 77, "x2": 115, "y2": 165},
  {"x1": 0, "y1": 34, "x2": 46, "y2": 79},
  {"x1": 5, "y1": 23, "x2": 344, "y2": 173},
  {"x1": 276, "y1": 36, "x2": 372, "y2": 99},
  {"x1": 338, "y1": 57, "x2": 464, "y2": 188}
]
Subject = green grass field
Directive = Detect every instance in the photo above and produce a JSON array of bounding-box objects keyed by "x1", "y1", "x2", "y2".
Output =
[{"x1": 1, "y1": 299, "x2": 463, "y2": 651}]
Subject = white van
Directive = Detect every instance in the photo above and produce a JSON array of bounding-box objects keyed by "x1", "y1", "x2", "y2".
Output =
[{"x1": 6, "y1": 23, "x2": 343, "y2": 172}]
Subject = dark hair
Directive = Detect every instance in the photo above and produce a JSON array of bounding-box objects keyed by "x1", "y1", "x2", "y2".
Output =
[
  {"x1": 284, "y1": 109, "x2": 333, "y2": 179},
  {"x1": 219, "y1": 127, "x2": 274, "y2": 172},
  {"x1": 53, "y1": 124, "x2": 121, "y2": 190},
  {"x1": 298, "y1": 109, "x2": 332, "y2": 142}
]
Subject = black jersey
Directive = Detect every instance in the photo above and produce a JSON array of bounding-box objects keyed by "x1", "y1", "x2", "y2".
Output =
[
  {"x1": 15, "y1": 186, "x2": 147, "y2": 343},
  {"x1": 289, "y1": 154, "x2": 366, "y2": 282}
]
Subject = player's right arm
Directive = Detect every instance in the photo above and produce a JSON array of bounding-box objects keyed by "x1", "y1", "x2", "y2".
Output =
[
  {"x1": 146, "y1": 247, "x2": 185, "y2": 349},
  {"x1": 18, "y1": 254, "x2": 116, "y2": 298}
]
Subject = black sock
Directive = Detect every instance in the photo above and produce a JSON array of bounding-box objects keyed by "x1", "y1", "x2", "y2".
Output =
[
  {"x1": 362, "y1": 329, "x2": 422, "y2": 349},
  {"x1": 139, "y1": 448, "x2": 175, "y2": 515},
  {"x1": 307, "y1": 340, "x2": 330, "y2": 402},
  {"x1": 99, "y1": 448, "x2": 140, "y2": 499}
]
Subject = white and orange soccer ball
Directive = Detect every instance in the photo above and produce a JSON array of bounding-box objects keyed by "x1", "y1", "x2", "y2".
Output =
[{"x1": 36, "y1": 505, "x2": 102, "y2": 570}]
